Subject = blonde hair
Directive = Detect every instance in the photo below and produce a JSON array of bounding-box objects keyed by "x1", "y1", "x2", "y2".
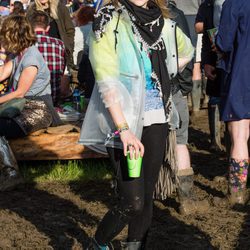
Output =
[
  {"x1": 0, "y1": 15, "x2": 36, "y2": 54},
  {"x1": 34, "y1": 0, "x2": 59, "y2": 19},
  {"x1": 102, "y1": 0, "x2": 170, "y2": 18}
]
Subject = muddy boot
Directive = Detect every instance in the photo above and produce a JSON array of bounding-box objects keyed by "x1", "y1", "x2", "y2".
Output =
[
  {"x1": 87, "y1": 238, "x2": 114, "y2": 250},
  {"x1": 228, "y1": 158, "x2": 249, "y2": 206},
  {"x1": 177, "y1": 168, "x2": 210, "y2": 215},
  {"x1": 208, "y1": 103, "x2": 222, "y2": 151},
  {"x1": 121, "y1": 241, "x2": 142, "y2": 250},
  {"x1": 191, "y1": 80, "x2": 202, "y2": 112}
]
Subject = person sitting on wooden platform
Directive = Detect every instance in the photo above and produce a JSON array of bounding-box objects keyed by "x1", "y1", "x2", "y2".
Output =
[{"x1": 0, "y1": 15, "x2": 61, "y2": 139}]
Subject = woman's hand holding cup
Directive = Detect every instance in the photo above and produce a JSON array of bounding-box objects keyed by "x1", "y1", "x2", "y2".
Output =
[{"x1": 120, "y1": 129, "x2": 144, "y2": 159}]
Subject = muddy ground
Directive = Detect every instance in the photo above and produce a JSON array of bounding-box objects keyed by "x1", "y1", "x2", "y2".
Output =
[{"x1": 0, "y1": 110, "x2": 250, "y2": 250}]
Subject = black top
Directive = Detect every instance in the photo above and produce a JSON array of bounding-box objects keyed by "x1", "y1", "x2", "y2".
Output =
[
  {"x1": 196, "y1": 0, "x2": 217, "y2": 66},
  {"x1": 197, "y1": 0, "x2": 221, "y2": 97},
  {"x1": 44, "y1": 8, "x2": 61, "y2": 40},
  {"x1": 49, "y1": 18, "x2": 61, "y2": 40}
]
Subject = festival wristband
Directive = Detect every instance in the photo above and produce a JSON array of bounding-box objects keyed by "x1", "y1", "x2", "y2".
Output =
[
  {"x1": 118, "y1": 126, "x2": 129, "y2": 133},
  {"x1": 116, "y1": 122, "x2": 129, "y2": 130}
]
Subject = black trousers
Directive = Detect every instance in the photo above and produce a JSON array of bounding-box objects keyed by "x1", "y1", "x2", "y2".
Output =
[{"x1": 95, "y1": 123, "x2": 168, "y2": 245}]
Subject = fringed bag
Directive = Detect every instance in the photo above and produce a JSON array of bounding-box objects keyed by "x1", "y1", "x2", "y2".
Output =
[{"x1": 154, "y1": 130, "x2": 178, "y2": 200}]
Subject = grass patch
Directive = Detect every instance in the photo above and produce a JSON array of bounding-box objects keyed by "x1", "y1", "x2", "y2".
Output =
[{"x1": 19, "y1": 159, "x2": 113, "y2": 183}]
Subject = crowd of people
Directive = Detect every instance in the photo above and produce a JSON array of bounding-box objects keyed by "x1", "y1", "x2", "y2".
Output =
[{"x1": 0, "y1": 0, "x2": 249, "y2": 249}]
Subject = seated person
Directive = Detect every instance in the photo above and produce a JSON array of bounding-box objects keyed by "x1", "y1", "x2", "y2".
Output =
[
  {"x1": 29, "y1": 10, "x2": 66, "y2": 106},
  {"x1": 0, "y1": 15, "x2": 61, "y2": 139}
]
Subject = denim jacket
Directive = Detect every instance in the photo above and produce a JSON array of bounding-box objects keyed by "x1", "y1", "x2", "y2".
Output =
[{"x1": 79, "y1": 8, "x2": 193, "y2": 153}]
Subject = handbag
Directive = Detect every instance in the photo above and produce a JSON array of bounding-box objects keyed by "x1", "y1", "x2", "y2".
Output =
[
  {"x1": 13, "y1": 98, "x2": 52, "y2": 135},
  {"x1": 0, "y1": 136, "x2": 24, "y2": 191}
]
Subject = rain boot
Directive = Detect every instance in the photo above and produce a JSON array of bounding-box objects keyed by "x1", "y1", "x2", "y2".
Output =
[
  {"x1": 191, "y1": 80, "x2": 202, "y2": 112},
  {"x1": 228, "y1": 158, "x2": 249, "y2": 206},
  {"x1": 121, "y1": 241, "x2": 142, "y2": 250},
  {"x1": 208, "y1": 103, "x2": 222, "y2": 151},
  {"x1": 177, "y1": 168, "x2": 210, "y2": 215}
]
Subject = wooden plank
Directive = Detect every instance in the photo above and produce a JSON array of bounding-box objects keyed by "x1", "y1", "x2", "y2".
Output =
[{"x1": 9, "y1": 125, "x2": 106, "y2": 161}]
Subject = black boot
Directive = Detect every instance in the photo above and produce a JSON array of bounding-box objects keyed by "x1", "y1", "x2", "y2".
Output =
[
  {"x1": 208, "y1": 103, "x2": 222, "y2": 151},
  {"x1": 121, "y1": 241, "x2": 142, "y2": 250},
  {"x1": 177, "y1": 168, "x2": 210, "y2": 215}
]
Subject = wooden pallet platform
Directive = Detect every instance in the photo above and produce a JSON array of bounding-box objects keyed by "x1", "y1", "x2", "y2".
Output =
[{"x1": 9, "y1": 125, "x2": 106, "y2": 161}]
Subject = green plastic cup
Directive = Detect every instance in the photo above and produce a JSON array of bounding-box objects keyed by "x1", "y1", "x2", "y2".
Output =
[{"x1": 127, "y1": 152, "x2": 143, "y2": 178}]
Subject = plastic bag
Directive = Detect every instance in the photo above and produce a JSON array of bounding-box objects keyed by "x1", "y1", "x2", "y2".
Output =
[{"x1": 0, "y1": 137, "x2": 23, "y2": 191}]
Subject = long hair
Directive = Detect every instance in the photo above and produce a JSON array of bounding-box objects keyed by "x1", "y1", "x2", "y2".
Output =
[
  {"x1": 102, "y1": 0, "x2": 170, "y2": 18},
  {"x1": 34, "y1": 0, "x2": 59, "y2": 19},
  {"x1": 0, "y1": 15, "x2": 36, "y2": 54}
]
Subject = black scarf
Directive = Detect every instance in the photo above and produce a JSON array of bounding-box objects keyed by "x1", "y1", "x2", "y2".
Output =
[{"x1": 120, "y1": 0, "x2": 171, "y2": 104}]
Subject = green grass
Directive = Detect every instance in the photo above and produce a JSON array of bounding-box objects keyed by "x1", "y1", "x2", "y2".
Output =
[{"x1": 19, "y1": 159, "x2": 113, "y2": 183}]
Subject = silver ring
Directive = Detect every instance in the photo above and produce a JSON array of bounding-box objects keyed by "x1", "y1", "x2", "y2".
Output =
[{"x1": 128, "y1": 143, "x2": 134, "y2": 147}]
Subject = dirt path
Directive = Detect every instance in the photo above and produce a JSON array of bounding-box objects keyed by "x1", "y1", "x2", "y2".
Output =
[{"x1": 0, "y1": 111, "x2": 250, "y2": 250}]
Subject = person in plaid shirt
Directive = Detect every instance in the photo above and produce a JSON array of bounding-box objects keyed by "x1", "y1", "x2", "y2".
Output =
[{"x1": 30, "y1": 10, "x2": 66, "y2": 105}]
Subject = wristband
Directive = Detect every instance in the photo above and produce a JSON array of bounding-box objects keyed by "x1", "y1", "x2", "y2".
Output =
[
  {"x1": 118, "y1": 126, "x2": 129, "y2": 133},
  {"x1": 116, "y1": 122, "x2": 129, "y2": 130}
]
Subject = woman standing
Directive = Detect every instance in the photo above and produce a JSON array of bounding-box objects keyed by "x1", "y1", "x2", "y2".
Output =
[
  {"x1": 74, "y1": 6, "x2": 95, "y2": 98},
  {"x1": 26, "y1": 0, "x2": 75, "y2": 69},
  {"x1": 80, "y1": 0, "x2": 193, "y2": 248},
  {"x1": 73, "y1": 6, "x2": 95, "y2": 66},
  {"x1": 216, "y1": 0, "x2": 250, "y2": 205}
]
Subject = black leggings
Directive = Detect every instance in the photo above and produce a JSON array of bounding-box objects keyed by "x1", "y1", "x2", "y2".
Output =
[{"x1": 95, "y1": 123, "x2": 168, "y2": 245}]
